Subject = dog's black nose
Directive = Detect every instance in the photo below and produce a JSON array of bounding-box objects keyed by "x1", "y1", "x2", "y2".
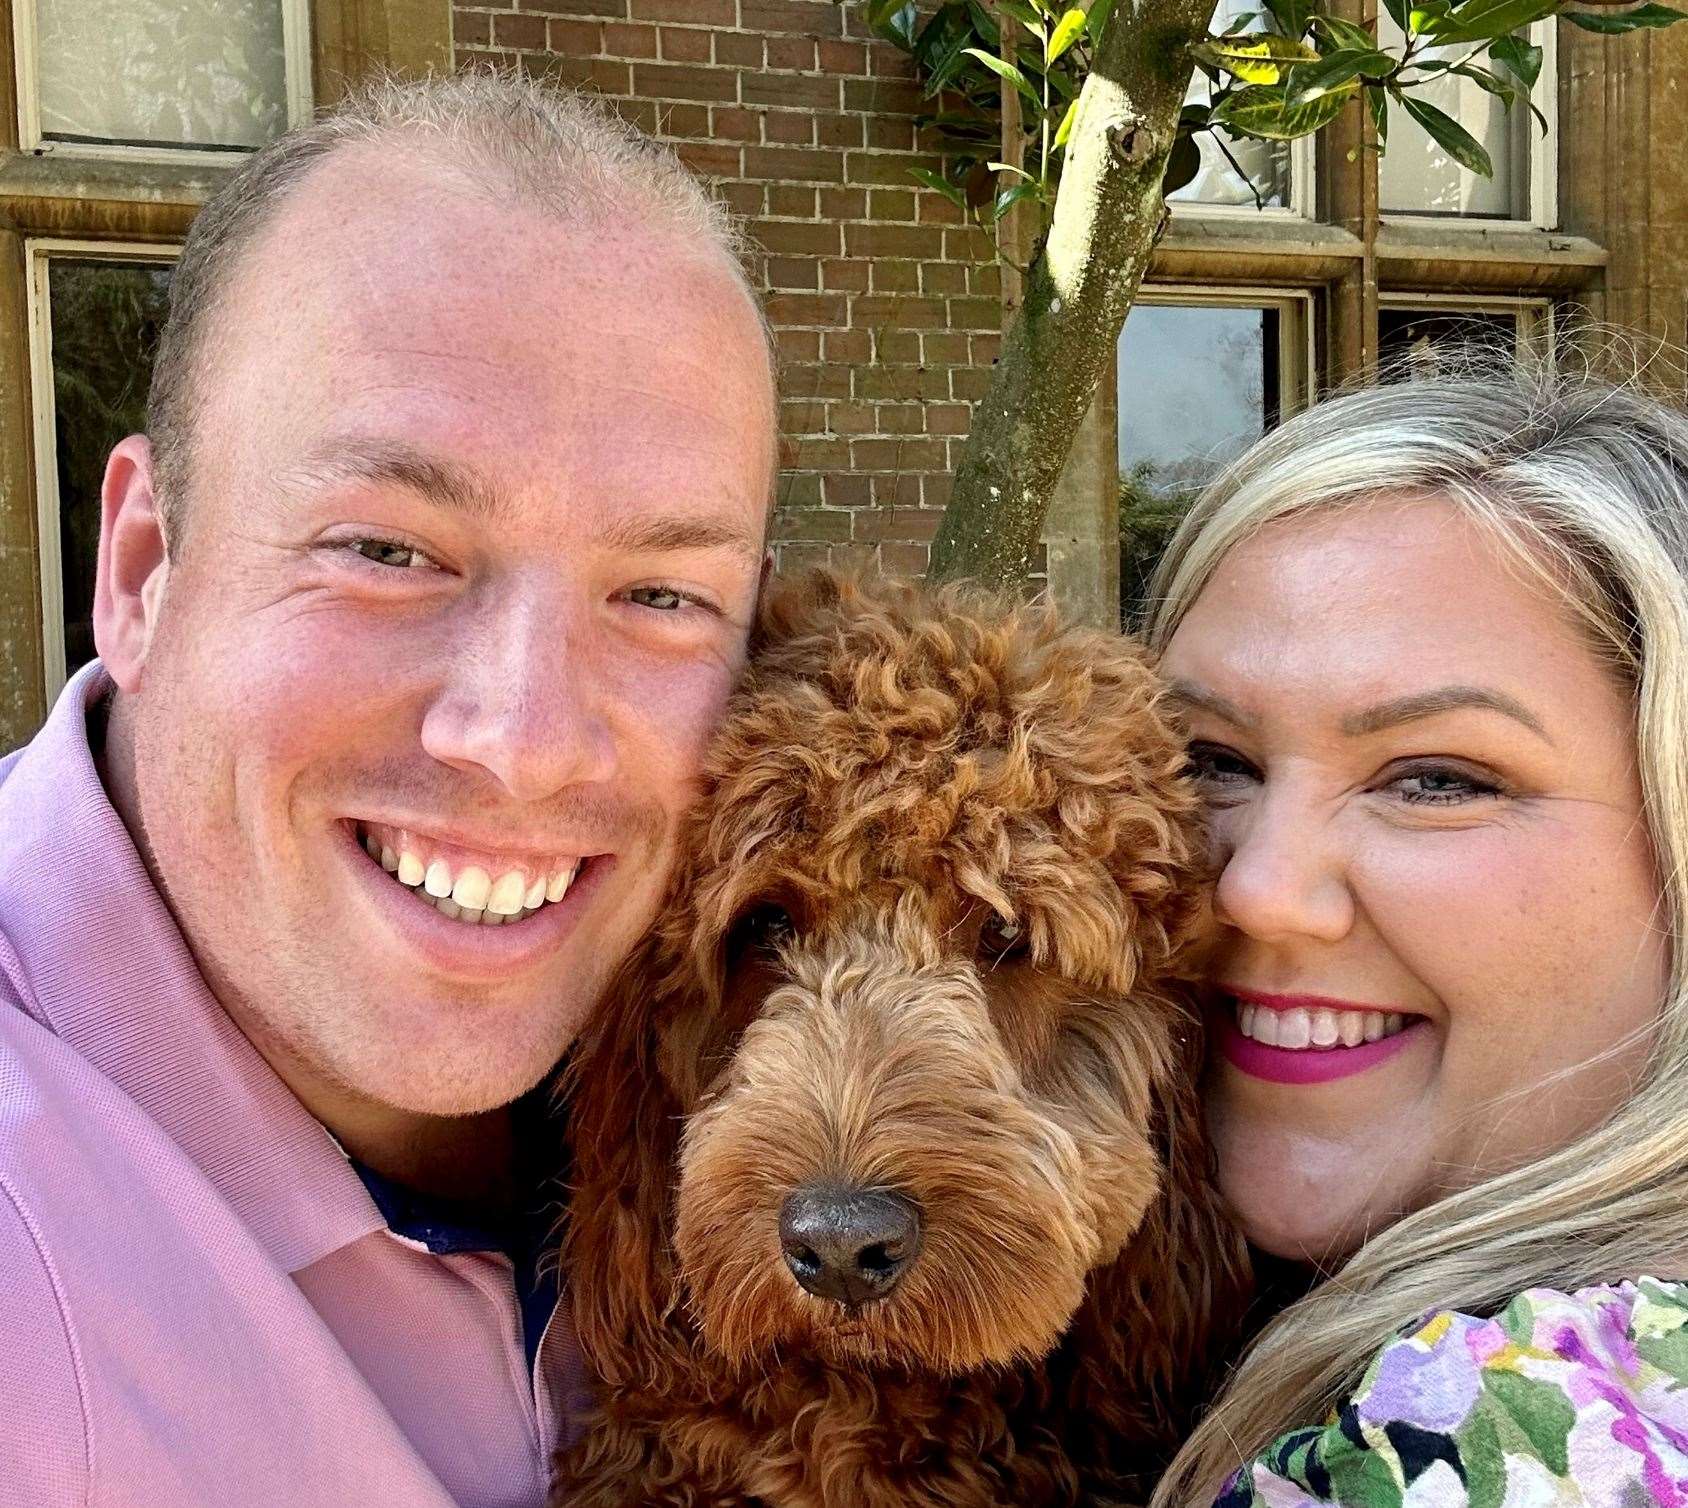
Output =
[{"x1": 778, "y1": 1186, "x2": 923, "y2": 1308}]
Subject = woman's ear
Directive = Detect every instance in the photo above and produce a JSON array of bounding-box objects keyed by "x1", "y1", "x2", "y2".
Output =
[{"x1": 93, "y1": 435, "x2": 171, "y2": 690}]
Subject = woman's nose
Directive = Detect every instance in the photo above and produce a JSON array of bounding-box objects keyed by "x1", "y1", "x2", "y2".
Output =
[{"x1": 1209, "y1": 792, "x2": 1355, "y2": 945}]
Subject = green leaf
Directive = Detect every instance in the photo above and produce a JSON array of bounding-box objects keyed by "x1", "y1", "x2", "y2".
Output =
[
  {"x1": 1315, "y1": 14, "x2": 1387, "y2": 50},
  {"x1": 964, "y1": 0, "x2": 1002, "y2": 46},
  {"x1": 1048, "y1": 6, "x2": 1088, "y2": 60},
  {"x1": 915, "y1": 6, "x2": 979, "y2": 97},
  {"x1": 987, "y1": 160, "x2": 1039, "y2": 181},
  {"x1": 1162, "y1": 131, "x2": 1204, "y2": 194},
  {"x1": 1366, "y1": 82, "x2": 1389, "y2": 145},
  {"x1": 1489, "y1": 33, "x2": 1544, "y2": 87},
  {"x1": 1190, "y1": 32, "x2": 1322, "y2": 84},
  {"x1": 1564, "y1": 2, "x2": 1688, "y2": 29},
  {"x1": 1286, "y1": 46, "x2": 1397, "y2": 104},
  {"x1": 1088, "y1": 0, "x2": 1118, "y2": 45},
  {"x1": 962, "y1": 46, "x2": 1042, "y2": 104},
  {"x1": 865, "y1": 0, "x2": 920, "y2": 49},
  {"x1": 1451, "y1": 62, "x2": 1520, "y2": 104},
  {"x1": 1422, "y1": 0, "x2": 1560, "y2": 43},
  {"x1": 1408, "y1": 0, "x2": 1453, "y2": 31},
  {"x1": 906, "y1": 166, "x2": 969, "y2": 209},
  {"x1": 990, "y1": 180, "x2": 1043, "y2": 221},
  {"x1": 1053, "y1": 96, "x2": 1080, "y2": 148},
  {"x1": 1264, "y1": 0, "x2": 1315, "y2": 37},
  {"x1": 1214, "y1": 79, "x2": 1357, "y2": 139},
  {"x1": 1481, "y1": 1370, "x2": 1576, "y2": 1476},
  {"x1": 1400, "y1": 92, "x2": 1495, "y2": 174},
  {"x1": 1381, "y1": 0, "x2": 1413, "y2": 32},
  {"x1": 997, "y1": 0, "x2": 1047, "y2": 30}
]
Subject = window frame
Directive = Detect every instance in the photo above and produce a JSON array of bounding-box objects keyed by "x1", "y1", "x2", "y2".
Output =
[
  {"x1": 24, "y1": 235, "x2": 178, "y2": 703},
  {"x1": 12, "y1": 0, "x2": 314, "y2": 167},
  {"x1": 1171, "y1": 132, "x2": 1318, "y2": 223},
  {"x1": 1376, "y1": 18, "x2": 1559, "y2": 230},
  {"x1": 1376, "y1": 289, "x2": 1556, "y2": 363}
]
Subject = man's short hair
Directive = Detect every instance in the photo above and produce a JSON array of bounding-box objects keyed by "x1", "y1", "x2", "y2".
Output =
[{"x1": 146, "y1": 70, "x2": 775, "y2": 544}]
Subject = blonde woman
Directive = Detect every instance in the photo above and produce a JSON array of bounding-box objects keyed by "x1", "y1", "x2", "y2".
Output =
[{"x1": 1141, "y1": 365, "x2": 1688, "y2": 1507}]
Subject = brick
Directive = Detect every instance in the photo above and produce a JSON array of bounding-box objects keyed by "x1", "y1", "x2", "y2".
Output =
[
  {"x1": 826, "y1": 401, "x2": 876, "y2": 433},
  {"x1": 601, "y1": 20, "x2": 656, "y2": 55},
  {"x1": 870, "y1": 261, "x2": 919, "y2": 293},
  {"x1": 822, "y1": 328, "x2": 872, "y2": 363},
  {"x1": 631, "y1": 0, "x2": 733, "y2": 20},
  {"x1": 612, "y1": 95, "x2": 660, "y2": 133},
  {"x1": 944, "y1": 226, "x2": 994, "y2": 261},
  {"x1": 844, "y1": 78, "x2": 922, "y2": 115},
  {"x1": 750, "y1": 218, "x2": 840, "y2": 255},
  {"x1": 921, "y1": 262, "x2": 967, "y2": 295},
  {"x1": 868, "y1": 188, "x2": 916, "y2": 221},
  {"x1": 853, "y1": 438, "x2": 947, "y2": 471},
  {"x1": 632, "y1": 62, "x2": 737, "y2": 100},
  {"x1": 530, "y1": 54, "x2": 632, "y2": 91},
  {"x1": 775, "y1": 330, "x2": 823, "y2": 362},
  {"x1": 863, "y1": 116, "x2": 917, "y2": 151},
  {"x1": 785, "y1": 363, "x2": 851, "y2": 399},
  {"x1": 517, "y1": 0, "x2": 622, "y2": 11},
  {"x1": 745, "y1": 146, "x2": 845, "y2": 184},
  {"x1": 740, "y1": 0, "x2": 843, "y2": 36},
  {"x1": 767, "y1": 184, "x2": 816, "y2": 217},
  {"x1": 765, "y1": 291, "x2": 849, "y2": 326},
  {"x1": 549, "y1": 17, "x2": 604, "y2": 53},
  {"x1": 772, "y1": 507, "x2": 851, "y2": 541},
  {"x1": 777, "y1": 471, "x2": 825, "y2": 508},
  {"x1": 743, "y1": 72, "x2": 839, "y2": 110},
  {"x1": 767, "y1": 256, "x2": 821, "y2": 289},
  {"x1": 951, "y1": 368, "x2": 993, "y2": 401},
  {"x1": 821, "y1": 258, "x2": 869, "y2": 292},
  {"x1": 659, "y1": 26, "x2": 712, "y2": 61},
  {"x1": 818, "y1": 40, "x2": 869, "y2": 74},
  {"x1": 871, "y1": 473, "x2": 926, "y2": 506},
  {"x1": 825, "y1": 472, "x2": 872, "y2": 507},
  {"x1": 766, "y1": 35, "x2": 818, "y2": 70},
  {"x1": 674, "y1": 141, "x2": 741, "y2": 177},
  {"x1": 846, "y1": 223, "x2": 944, "y2": 258},
  {"x1": 815, "y1": 112, "x2": 864, "y2": 149},
  {"x1": 854, "y1": 365, "x2": 951, "y2": 399},
  {"x1": 922, "y1": 332, "x2": 972, "y2": 364},
  {"x1": 818, "y1": 186, "x2": 867, "y2": 219},
  {"x1": 777, "y1": 542, "x2": 836, "y2": 574},
  {"x1": 922, "y1": 471, "x2": 956, "y2": 508},
  {"x1": 917, "y1": 191, "x2": 966, "y2": 224},
  {"x1": 454, "y1": 11, "x2": 491, "y2": 48},
  {"x1": 926, "y1": 402, "x2": 973, "y2": 436},
  {"x1": 880, "y1": 542, "x2": 931, "y2": 578},
  {"x1": 867, "y1": 38, "x2": 919, "y2": 77},
  {"x1": 871, "y1": 329, "x2": 921, "y2": 362},
  {"x1": 780, "y1": 397, "x2": 830, "y2": 430},
  {"x1": 947, "y1": 296, "x2": 1003, "y2": 330},
  {"x1": 852, "y1": 506, "x2": 944, "y2": 541},
  {"x1": 493, "y1": 12, "x2": 548, "y2": 49},
  {"x1": 876, "y1": 403, "x2": 926, "y2": 435},
  {"x1": 654, "y1": 100, "x2": 709, "y2": 135},
  {"x1": 970, "y1": 332, "x2": 1002, "y2": 363},
  {"x1": 845, "y1": 151, "x2": 925, "y2": 187},
  {"x1": 714, "y1": 31, "x2": 763, "y2": 67},
  {"x1": 712, "y1": 106, "x2": 759, "y2": 141},
  {"x1": 787, "y1": 436, "x2": 851, "y2": 468},
  {"x1": 763, "y1": 110, "x2": 815, "y2": 145},
  {"x1": 719, "y1": 181, "x2": 763, "y2": 215}
]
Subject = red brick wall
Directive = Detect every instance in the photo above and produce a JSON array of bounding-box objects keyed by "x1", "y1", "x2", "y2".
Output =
[{"x1": 451, "y1": 0, "x2": 1003, "y2": 576}]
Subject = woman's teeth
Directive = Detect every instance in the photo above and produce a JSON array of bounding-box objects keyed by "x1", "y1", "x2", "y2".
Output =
[
  {"x1": 1235, "y1": 1002, "x2": 1408, "y2": 1050},
  {"x1": 357, "y1": 827, "x2": 578, "y2": 927}
]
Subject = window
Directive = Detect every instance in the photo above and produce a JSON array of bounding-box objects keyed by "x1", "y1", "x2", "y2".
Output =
[
  {"x1": 15, "y1": 0, "x2": 312, "y2": 160},
  {"x1": 1378, "y1": 294, "x2": 1554, "y2": 373},
  {"x1": 1375, "y1": 15, "x2": 1557, "y2": 224},
  {"x1": 25, "y1": 243, "x2": 175, "y2": 699}
]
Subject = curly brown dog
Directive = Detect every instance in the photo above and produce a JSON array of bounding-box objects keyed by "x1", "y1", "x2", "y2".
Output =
[{"x1": 551, "y1": 570, "x2": 1251, "y2": 1508}]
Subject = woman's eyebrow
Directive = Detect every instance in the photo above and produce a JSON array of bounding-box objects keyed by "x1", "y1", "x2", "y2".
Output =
[
  {"x1": 1165, "y1": 682, "x2": 1255, "y2": 730},
  {"x1": 1340, "y1": 686, "x2": 1553, "y2": 744}
]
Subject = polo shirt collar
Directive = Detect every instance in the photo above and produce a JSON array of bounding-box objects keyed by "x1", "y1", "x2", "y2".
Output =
[{"x1": 0, "y1": 662, "x2": 387, "y2": 1273}]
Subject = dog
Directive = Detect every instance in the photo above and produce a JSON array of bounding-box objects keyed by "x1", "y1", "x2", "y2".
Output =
[{"x1": 550, "y1": 571, "x2": 1250, "y2": 1507}]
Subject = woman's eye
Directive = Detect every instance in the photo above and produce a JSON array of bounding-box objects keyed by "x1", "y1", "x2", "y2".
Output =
[
  {"x1": 349, "y1": 538, "x2": 437, "y2": 571},
  {"x1": 1185, "y1": 741, "x2": 1258, "y2": 786},
  {"x1": 1388, "y1": 764, "x2": 1503, "y2": 806}
]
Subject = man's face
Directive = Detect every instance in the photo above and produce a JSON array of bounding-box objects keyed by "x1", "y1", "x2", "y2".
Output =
[{"x1": 106, "y1": 145, "x2": 774, "y2": 1119}]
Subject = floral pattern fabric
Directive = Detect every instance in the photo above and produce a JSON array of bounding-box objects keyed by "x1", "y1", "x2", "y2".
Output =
[{"x1": 1216, "y1": 1278, "x2": 1688, "y2": 1508}]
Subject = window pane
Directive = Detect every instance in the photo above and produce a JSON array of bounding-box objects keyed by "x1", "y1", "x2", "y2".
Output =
[
  {"x1": 1116, "y1": 302, "x2": 1285, "y2": 625},
  {"x1": 1170, "y1": 0, "x2": 1292, "y2": 208},
  {"x1": 47, "y1": 259, "x2": 174, "y2": 679},
  {"x1": 1376, "y1": 11, "x2": 1520, "y2": 217},
  {"x1": 1378, "y1": 307, "x2": 1520, "y2": 375},
  {"x1": 34, "y1": 0, "x2": 289, "y2": 152}
]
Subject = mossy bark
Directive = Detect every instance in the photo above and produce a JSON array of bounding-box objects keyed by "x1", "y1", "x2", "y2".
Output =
[{"x1": 926, "y1": 0, "x2": 1217, "y2": 592}]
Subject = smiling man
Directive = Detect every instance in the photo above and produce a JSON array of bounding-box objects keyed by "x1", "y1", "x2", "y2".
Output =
[{"x1": 0, "y1": 75, "x2": 775, "y2": 1507}]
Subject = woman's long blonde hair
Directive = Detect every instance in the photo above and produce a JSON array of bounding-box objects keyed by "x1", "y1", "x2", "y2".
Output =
[{"x1": 1144, "y1": 359, "x2": 1688, "y2": 1505}]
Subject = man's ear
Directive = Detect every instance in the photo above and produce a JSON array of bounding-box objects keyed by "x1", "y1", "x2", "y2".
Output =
[{"x1": 93, "y1": 434, "x2": 171, "y2": 692}]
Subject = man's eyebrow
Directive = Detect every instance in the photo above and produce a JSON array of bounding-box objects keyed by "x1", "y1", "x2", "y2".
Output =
[
  {"x1": 285, "y1": 438, "x2": 504, "y2": 519},
  {"x1": 597, "y1": 511, "x2": 764, "y2": 564},
  {"x1": 1340, "y1": 686, "x2": 1553, "y2": 744}
]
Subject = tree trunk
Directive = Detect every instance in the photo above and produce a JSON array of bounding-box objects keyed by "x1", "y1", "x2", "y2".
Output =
[{"x1": 926, "y1": 0, "x2": 1215, "y2": 592}]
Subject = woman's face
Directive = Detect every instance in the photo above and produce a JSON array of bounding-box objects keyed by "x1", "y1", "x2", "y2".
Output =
[{"x1": 1159, "y1": 495, "x2": 1670, "y2": 1262}]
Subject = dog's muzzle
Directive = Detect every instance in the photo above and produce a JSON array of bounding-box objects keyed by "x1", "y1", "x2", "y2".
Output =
[{"x1": 778, "y1": 1185, "x2": 924, "y2": 1309}]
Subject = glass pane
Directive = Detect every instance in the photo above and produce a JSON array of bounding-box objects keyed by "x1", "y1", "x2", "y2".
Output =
[
  {"x1": 1116, "y1": 302, "x2": 1284, "y2": 625},
  {"x1": 1378, "y1": 307, "x2": 1520, "y2": 376},
  {"x1": 1170, "y1": 0, "x2": 1293, "y2": 209},
  {"x1": 47, "y1": 259, "x2": 174, "y2": 679},
  {"x1": 1376, "y1": 11, "x2": 1520, "y2": 217},
  {"x1": 34, "y1": 0, "x2": 289, "y2": 152}
]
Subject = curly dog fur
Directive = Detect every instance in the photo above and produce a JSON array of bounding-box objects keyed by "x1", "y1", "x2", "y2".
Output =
[{"x1": 551, "y1": 571, "x2": 1251, "y2": 1508}]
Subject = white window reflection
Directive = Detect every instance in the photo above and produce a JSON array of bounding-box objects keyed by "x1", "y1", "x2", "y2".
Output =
[{"x1": 31, "y1": 0, "x2": 294, "y2": 153}]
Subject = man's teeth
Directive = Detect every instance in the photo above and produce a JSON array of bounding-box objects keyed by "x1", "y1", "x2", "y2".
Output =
[
  {"x1": 1236, "y1": 1002, "x2": 1408, "y2": 1050},
  {"x1": 358, "y1": 828, "x2": 579, "y2": 927}
]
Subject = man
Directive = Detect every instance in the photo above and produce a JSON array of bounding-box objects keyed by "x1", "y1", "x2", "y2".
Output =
[{"x1": 0, "y1": 72, "x2": 776, "y2": 1506}]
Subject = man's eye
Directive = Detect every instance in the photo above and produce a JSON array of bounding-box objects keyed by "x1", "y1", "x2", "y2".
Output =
[
  {"x1": 350, "y1": 538, "x2": 436, "y2": 570},
  {"x1": 628, "y1": 586, "x2": 686, "y2": 611}
]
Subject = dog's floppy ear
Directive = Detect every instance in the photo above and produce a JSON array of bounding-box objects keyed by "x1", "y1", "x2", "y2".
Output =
[
  {"x1": 1059, "y1": 1016, "x2": 1253, "y2": 1482},
  {"x1": 560, "y1": 936, "x2": 697, "y2": 1390}
]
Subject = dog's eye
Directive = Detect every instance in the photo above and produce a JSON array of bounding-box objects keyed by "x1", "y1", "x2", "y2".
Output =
[
  {"x1": 735, "y1": 904, "x2": 796, "y2": 953},
  {"x1": 980, "y1": 914, "x2": 1029, "y2": 959}
]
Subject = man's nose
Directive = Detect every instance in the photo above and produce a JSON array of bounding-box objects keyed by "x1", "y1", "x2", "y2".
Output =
[
  {"x1": 1210, "y1": 792, "x2": 1354, "y2": 945},
  {"x1": 418, "y1": 598, "x2": 618, "y2": 802}
]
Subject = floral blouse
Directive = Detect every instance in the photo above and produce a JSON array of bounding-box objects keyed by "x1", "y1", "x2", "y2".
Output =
[{"x1": 1216, "y1": 1278, "x2": 1688, "y2": 1507}]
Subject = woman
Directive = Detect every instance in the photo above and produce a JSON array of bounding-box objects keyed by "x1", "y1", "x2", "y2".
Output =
[{"x1": 1141, "y1": 362, "x2": 1688, "y2": 1506}]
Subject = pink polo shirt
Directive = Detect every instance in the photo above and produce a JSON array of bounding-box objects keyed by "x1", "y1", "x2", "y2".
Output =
[{"x1": 0, "y1": 664, "x2": 586, "y2": 1506}]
